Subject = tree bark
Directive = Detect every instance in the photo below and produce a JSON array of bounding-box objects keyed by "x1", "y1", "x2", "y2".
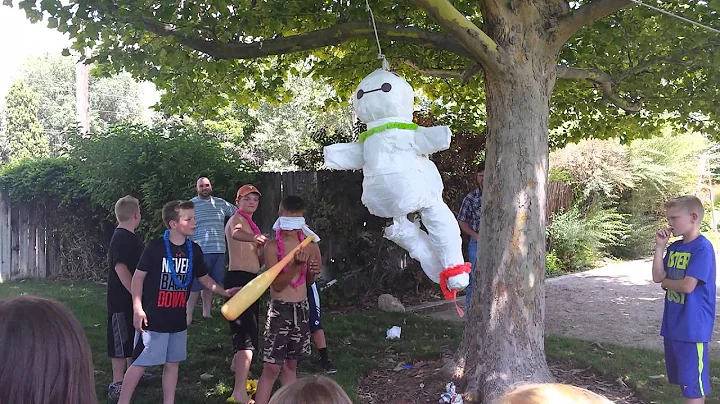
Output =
[{"x1": 447, "y1": 46, "x2": 557, "y2": 402}]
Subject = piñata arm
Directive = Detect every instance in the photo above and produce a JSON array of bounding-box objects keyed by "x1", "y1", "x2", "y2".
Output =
[
  {"x1": 323, "y1": 142, "x2": 365, "y2": 170},
  {"x1": 413, "y1": 126, "x2": 452, "y2": 155}
]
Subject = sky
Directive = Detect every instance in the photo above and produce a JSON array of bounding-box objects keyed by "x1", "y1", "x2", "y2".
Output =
[{"x1": 0, "y1": 6, "x2": 159, "y2": 118}]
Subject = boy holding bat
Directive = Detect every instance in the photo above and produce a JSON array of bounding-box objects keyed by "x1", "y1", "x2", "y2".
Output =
[{"x1": 254, "y1": 196, "x2": 322, "y2": 404}]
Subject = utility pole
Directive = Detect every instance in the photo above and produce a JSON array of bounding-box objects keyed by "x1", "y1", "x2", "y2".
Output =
[{"x1": 75, "y1": 63, "x2": 90, "y2": 135}]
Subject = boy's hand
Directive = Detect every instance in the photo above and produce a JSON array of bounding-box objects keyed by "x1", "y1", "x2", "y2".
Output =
[
  {"x1": 254, "y1": 234, "x2": 268, "y2": 246},
  {"x1": 134, "y1": 308, "x2": 148, "y2": 333},
  {"x1": 308, "y1": 259, "x2": 320, "y2": 275},
  {"x1": 294, "y1": 248, "x2": 308, "y2": 265},
  {"x1": 225, "y1": 287, "x2": 242, "y2": 297},
  {"x1": 655, "y1": 227, "x2": 672, "y2": 246}
]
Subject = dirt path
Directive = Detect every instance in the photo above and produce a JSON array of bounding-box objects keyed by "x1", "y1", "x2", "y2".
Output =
[{"x1": 423, "y1": 258, "x2": 720, "y2": 359}]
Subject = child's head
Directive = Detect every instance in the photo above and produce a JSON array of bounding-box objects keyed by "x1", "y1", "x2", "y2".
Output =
[
  {"x1": 494, "y1": 383, "x2": 613, "y2": 404},
  {"x1": 0, "y1": 295, "x2": 97, "y2": 404},
  {"x1": 665, "y1": 195, "x2": 704, "y2": 237},
  {"x1": 236, "y1": 184, "x2": 261, "y2": 214},
  {"x1": 268, "y1": 376, "x2": 351, "y2": 404},
  {"x1": 114, "y1": 195, "x2": 140, "y2": 225},
  {"x1": 162, "y1": 200, "x2": 196, "y2": 236},
  {"x1": 279, "y1": 195, "x2": 307, "y2": 218}
]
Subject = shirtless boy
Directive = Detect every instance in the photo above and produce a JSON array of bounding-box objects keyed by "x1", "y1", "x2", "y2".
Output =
[{"x1": 224, "y1": 184, "x2": 268, "y2": 403}]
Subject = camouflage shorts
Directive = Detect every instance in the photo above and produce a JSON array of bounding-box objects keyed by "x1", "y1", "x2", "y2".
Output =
[{"x1": 262, "y1": 299, "x2": 311, "y2": 364}]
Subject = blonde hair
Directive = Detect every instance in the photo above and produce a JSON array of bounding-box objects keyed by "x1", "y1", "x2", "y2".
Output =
[
  {"x1": 665, "y1": 195, "x2": 704, "y2": 221},
  {"x1": 494, "y1": 383, "x2": 614, "y2": 404},
  {"x1": 268, "y1": 376, "x2": 351, "y2": 404},
  {"x1": 115, "y1": 195, "x2": 140, "y2": 222}
]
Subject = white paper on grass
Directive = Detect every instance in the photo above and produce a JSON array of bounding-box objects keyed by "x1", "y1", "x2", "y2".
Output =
[
  {"x1": 323, "y1": 69, "x2": 469, "y2": 291},
  {"x1": 386, "y1": 326, "x2": 402, "y2": 340}
]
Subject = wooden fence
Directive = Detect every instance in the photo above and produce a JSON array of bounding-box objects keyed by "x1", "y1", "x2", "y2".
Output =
[
  {"x1": 0, "y1": 171, "x2": 573, "y2": 282},
  {"x1": 0, "y1": 191, "x2": 61, "y2": 283}
]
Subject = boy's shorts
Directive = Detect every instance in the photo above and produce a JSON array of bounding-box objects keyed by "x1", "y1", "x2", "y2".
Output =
[
  {"x1": 307, "y1": 282, "x2": 322, "y2": 333},
  {"x1": 191, "y1": 253, "x2": 225, "y2": 292},
  {"x1": 263, "y1": 299, "x2": 311, "y2": 365},
  {"x1": 664, "y1": 338, "x2": 711, "y2": 398},
  {"x1": 131, "y1": 330, "x2": 187, "y2": 366},
  {"x1": 107, "y1": 311, "x2": 134, "y2": 358},
  {"x1": 226, "y1": 270, "x2": 259, "y2": 352}
]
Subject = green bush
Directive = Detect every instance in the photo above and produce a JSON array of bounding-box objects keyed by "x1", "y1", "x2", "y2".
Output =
[
  {"x1": 609, "y1": 215, "x2": 661, "y2": 259},
  {"x1": 547, "y1": 204, "x2": 627, "y2": 272},
  {"x1": 68, "y1": 123, "x2": 258, "y2": 238},
  {"x1": 545, "y1": 251, "x2": 563, "y2": 277},
  {"x1": 0, "y1": 123, "x2": 258, "y2": 279}
]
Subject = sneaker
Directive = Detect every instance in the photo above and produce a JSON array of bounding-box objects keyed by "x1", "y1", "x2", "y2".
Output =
[
  {"x1": 323, "y1": 359, "x2": 338, "y2": 374},
  {"x1": 140, "y1": 371, "x2": 157, "y2": 382},
  {"x1": 108, "y1": 381, "x2": 122, "y2": 400}
]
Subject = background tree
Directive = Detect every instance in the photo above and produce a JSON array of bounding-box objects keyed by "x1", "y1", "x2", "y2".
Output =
[
  {"x1": 18, "y1": 54, "x2": 145, "y2": 152},
  {"x1": 2, "y1": 79, "x2": 48, "y2": 162},
  {"x1": 8, "y1": 0, "x2": 718, "y2": 399}
]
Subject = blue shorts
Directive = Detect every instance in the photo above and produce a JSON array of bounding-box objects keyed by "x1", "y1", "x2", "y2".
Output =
[
  {"x1": 664, "y1": 338, "x2": 711, "y2": 398},
  {"x1": 191, "y1": 253, "x2": 225, "y2": 292},
  {"x1": 131, "y1": 330, "x2": 187, "y2": 366},
  {"x1": 307, "y1": 283, "x2": 322, "y2": 333}
]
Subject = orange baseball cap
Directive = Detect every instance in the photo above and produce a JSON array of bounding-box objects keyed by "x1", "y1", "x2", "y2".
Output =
[{"x1": 237, "y1": 184, "x2": 261, "y2": 198}]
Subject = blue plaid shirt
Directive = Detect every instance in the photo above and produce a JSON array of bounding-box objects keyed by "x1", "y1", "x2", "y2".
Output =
[{"x1": 458, "y1": 188, "x2": 483, "y2": 233}]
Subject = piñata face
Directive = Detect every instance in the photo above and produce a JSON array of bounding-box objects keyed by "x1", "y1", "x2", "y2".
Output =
[{"x1": 353, "y1": 69, "x2": 414, "y2": 123}]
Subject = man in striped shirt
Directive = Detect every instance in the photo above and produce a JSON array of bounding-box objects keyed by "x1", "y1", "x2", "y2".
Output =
[{"x1": 186, "y1": 177, "x2": 237, "y2": 325}]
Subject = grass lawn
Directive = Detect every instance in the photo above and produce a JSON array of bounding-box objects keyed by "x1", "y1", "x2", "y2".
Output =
[{"x1": 1, "y1": 279, "x2": 718, "y2": 403}]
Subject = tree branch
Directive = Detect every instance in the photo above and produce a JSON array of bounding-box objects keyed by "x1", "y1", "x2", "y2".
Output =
[
  {"x1": 410, "y1": 0, "x2": 501, "y2": 73},
  {"x1": 131, "y1": 19, "x2": 472, "y2": 60},
  {"x1": 403, "y1": 60, "x2": 483, "y2": 85},
  {"x1": 557, "y1": 66, "x2": 641, "y2": 113},
  {"x1": 553, "y1": 0, "x2": 633, "y2": 48},
  {"x1": 403, "y1": 60, "x2": 464, "y2": 79}
]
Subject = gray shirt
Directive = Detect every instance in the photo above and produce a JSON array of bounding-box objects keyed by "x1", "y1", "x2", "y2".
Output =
[{"x1": 190, "y1": 196, "x2": 236, "y2": 254}]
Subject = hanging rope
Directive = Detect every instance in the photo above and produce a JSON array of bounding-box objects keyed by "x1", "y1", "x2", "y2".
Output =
[
  {"x1": 630, "y1": 0, "x2": 720, "y2": 35},
  {"x1": 364, "y1": 0, "x2": 390, "y2": 70}
]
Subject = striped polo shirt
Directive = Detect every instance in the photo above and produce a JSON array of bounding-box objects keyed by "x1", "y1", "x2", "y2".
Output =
[{"x1": 190, "y1": 196, "x2": 236, "y2": 254}]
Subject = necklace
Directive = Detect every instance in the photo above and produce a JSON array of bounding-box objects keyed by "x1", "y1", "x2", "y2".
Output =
[
  {"x1": 236, "y1": 210, "x2": 261, "y2": 235},
  {"x1": 163, "y1": 230, "x2": 193, "y2": 288}
]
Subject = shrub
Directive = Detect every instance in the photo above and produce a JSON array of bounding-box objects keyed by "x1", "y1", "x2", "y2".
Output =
[{"x1": 547, "y1": 204, "x2": 627, "y2": 272}]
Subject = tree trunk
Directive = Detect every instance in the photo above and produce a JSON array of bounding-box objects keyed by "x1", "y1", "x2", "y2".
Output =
[{"x1": 449, "y1": 54, "x2": 558, "y2": 401}]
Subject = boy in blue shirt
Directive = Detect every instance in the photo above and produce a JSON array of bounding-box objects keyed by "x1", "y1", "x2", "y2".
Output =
[{"x1": 653, "y1": 195, "x2": 716, "y2": 403}]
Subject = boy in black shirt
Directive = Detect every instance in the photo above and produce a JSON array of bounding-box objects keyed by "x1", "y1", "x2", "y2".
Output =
[
  {"x1": 118, "y1": 200, "x2": 240, "y2": 404},
  {"x1": 107, "y1": 195, "x2": 153, "y2": 399}
]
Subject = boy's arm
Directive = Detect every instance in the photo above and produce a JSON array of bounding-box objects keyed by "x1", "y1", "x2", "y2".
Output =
[
  {"x1": 131, "y1": 270, "x2": 148, "y2": 332},
  {"x1": 661, "y1": 277, "x2": 699, "y2": 294},
  {"x1": 115, "y1": 263, "x2": 133, "y2": 293},
  {"x1": 197, "y1": 275, "x2": 239, "y2": 297},
  {"x1": 265, "y1": 242, "x2": 302, "y2": 292},
  {"x1": 663, "y1": 245, "x2": 715, "y2": 294},
  {"x1": 306, "y1": 244, "x2": 322, "y2": 285},
  {"x1": 652, "y1": 228, "x2": 671, "y2": 283},
  {"x1": 231, "y1": 216, "x2": 267, "y2": 245}
]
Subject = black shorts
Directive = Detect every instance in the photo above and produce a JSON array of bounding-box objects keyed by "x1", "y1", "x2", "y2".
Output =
[
  {"x1": 307, "y1": 282, "x2": 322, "y2": 333},
  {"x1": 226, "y1": 271, "x2": 260, "y2": 352},
  {"x1": 107, "y1": 311, "x2": 134, "y2": 358}
]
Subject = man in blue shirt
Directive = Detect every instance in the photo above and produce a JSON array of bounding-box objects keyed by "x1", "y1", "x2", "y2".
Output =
[
  {"x1": 186, "y1": 176, "x2": 237, "y2": 325},
  {"x1": 457, "y1": 163, "x2": 484, "y2": 310},
  {"x1": 653, "y1": 195, "x2": 716, "y2": 403}
]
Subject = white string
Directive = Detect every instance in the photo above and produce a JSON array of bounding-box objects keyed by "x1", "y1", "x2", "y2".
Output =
[
  {"x1": 631, "y1": 0, "x2": 720, "y2": 35},
  {"x1": 364, "y1": 0, "x2": 390, "y2": 70}
]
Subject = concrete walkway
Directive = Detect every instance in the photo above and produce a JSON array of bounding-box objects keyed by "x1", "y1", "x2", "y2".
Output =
[{"x1": 412, "y1": 259, "x2": 720, "y2": 359}]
